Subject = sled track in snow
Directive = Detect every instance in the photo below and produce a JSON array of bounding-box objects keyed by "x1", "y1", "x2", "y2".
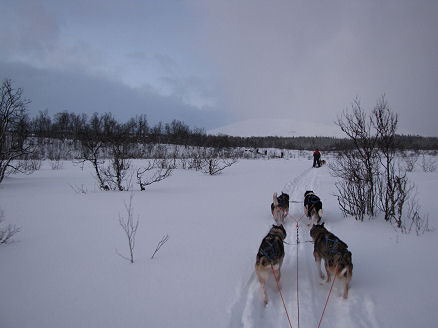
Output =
[{"x1": 227, "y1": 166, "x2": 379, "y2": 328}]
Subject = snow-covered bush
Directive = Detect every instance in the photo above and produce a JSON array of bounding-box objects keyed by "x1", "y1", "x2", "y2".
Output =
[{"x1": 0, "y1": 209, "x2": 21, "y2": 245}]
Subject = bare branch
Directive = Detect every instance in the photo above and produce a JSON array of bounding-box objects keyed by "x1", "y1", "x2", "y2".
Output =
[
  {"x1": 136, "y1": 159, "x2": 174, "y2": 191},
  {"x1": 151, "y1": 234, "x2": 169, "y2": 259},
  {"x1": 0, "y1": 210, "x2": 21, "y2": 244}
]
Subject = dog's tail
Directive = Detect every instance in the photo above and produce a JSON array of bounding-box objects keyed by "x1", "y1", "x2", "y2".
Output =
[
  {"x1": 273, "y1": 192, "x2": 278, "y2": 206},
  {"x1": 339, "y1": 267, "x2": 348, "y2": 277}
]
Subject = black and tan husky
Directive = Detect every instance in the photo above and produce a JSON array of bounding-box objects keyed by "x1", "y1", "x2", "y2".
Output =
[
  {"x1": 255, "y1": 224, "x2": 287, "y2": 305},
  {"x1": 310, "y1": 223, "x2": 353, "y2": 299},
  {"x1": 304, "y1": 190, "x2": 323, "y2": 225}
]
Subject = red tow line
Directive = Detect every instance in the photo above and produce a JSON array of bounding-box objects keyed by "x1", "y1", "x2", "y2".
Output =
[
  {"x1": 287, "y1": 213, "x2": 307, "y2": 328},
  {"x1": 271, "y1": 264, "x2": 293, "y2": 328},
  {"x1": 317, "y1": 265, "x2": 340, "y2": 328}
]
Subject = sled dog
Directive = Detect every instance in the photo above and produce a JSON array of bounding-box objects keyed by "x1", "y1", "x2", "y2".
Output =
[
  {"x1": 304, "y1": 191, "x2": 323, "y2": 225},
  {"x1": 255, "y1": 224, "x2": 287, "y2": 305},
  {"x1": 271, "y1": 192, "x2": 289, "y2": 224},
  {"x1": 310, "y1": 223, "x2": 353, "y2": 299}
]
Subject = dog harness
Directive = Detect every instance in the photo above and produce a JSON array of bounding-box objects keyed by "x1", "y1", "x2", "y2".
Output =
[
  {"x1": 324, "y1": 234, "x2": 348, "y2": 260},
  {"x1": 305, "y1": 194, "x2": 321, "y2": 206},
  {"x1": 277, "y1": 194, "x2": 289, "y2": 207},
  {"x1": 305, "y1": 194, "x2": 322, "y2": 214},
  {"x1": 258, "y1": 236, "x2": 283, "y2": 263}
]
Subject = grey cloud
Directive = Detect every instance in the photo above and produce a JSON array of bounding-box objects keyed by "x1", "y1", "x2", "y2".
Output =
[
  {"x1": 0, "y1": 61, "x2": 227, "y2": 129},
  {"x1": 191, "y1": 0, "x2": 438, "y2": 136}
]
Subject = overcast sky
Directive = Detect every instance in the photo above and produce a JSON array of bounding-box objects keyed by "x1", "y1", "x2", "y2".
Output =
[{"x1": 1, "y1": 0, "x2": 437, "y2": 135}]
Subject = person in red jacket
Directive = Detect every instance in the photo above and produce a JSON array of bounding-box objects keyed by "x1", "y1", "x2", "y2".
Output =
[{"x1": 313, "y1": 149, "x2": 321, "y2": 168}]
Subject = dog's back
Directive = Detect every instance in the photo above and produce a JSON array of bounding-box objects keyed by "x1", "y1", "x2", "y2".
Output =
[
  {"x1": 310, "y1": 223, "x2": 353, "y2": 298},
  {"x1": 271, "y1": 192, "x2": 289, "y2": 224},
  {"x1": 255, "y1": 225, "x2": 287, "y2": 305},
  {"x1": 256, "y1": 232, "x2": 285, "y2": 267}
]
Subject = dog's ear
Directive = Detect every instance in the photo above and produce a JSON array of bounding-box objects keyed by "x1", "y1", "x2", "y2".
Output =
[{"x1": 321, "y1": 222, "x2": 325, "y2": 227}]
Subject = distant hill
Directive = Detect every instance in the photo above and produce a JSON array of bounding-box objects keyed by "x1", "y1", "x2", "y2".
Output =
[{"x1": 208, "y1": 118, "x2": 343, "y2": 138}]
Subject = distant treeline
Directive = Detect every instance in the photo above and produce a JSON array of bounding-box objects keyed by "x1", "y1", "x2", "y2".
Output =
[{"x1": 30, "y1": 110, "x2": 438, "y2": 151}]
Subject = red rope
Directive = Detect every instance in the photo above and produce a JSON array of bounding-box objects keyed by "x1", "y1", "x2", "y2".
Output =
[
  {"x1": 296, "y1": 222, "x2": 300, "y2": 328},
  {"x1": 271, "y1": 264, "x2": 293, "y2": 328},
  {"x1": 287, "y1": 213, "x2": 306, "y2": 328},
  {"x1": 317, "y1": 265, "x2": 340, "y2": 328}
]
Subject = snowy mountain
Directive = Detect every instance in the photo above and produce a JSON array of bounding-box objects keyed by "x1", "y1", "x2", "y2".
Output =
[{"x1": 208, "y1": 118, "x2": 343, "y2": 138}]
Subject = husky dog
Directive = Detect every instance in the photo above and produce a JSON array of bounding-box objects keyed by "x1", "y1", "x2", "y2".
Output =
[
  {"x1": 271, "y1": 192, "x2": 289, "y2": 224},
  {"x1": 320, "y1": 159, "x2": 326, "y2": 165},
  {"x1": 255, "y1": 224, "x2": 287, "y2": 305},
  {"x1": 310, "y1": 223, "x2": 353, "y2": 299},
  {"x1": 304, "y1": 191, "x2": 323, "y2": 225}
]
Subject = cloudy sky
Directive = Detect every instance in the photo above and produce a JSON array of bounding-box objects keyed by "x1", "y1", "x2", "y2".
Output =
[{"x1": 1, "y1": 0, "x2": 437, "y2": 135}]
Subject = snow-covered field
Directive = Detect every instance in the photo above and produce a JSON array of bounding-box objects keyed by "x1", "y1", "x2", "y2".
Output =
[{"x1": 1, "y1": 156, "x2": 437, "y2": 328}]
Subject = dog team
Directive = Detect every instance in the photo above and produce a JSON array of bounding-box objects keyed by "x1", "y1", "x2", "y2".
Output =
[{"x1": 255, "y1": 190, "x2": 353, "y2": 305}]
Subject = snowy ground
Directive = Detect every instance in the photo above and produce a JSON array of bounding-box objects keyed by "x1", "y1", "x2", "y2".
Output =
[{"x1": 1, "y1": 156, "x2": 437, "y2": 328}]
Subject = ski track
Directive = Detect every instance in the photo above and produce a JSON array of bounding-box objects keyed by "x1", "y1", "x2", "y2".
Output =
[{"x1": 227, "y1": 166, "x2": 379, "y2": 328}]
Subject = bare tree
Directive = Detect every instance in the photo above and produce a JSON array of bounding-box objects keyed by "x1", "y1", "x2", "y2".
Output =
[
  {"x1": 101, "y1": 144, "x2": 131, "y2": 191},
  {"x1": 117, "y1": 193, "x2": 139, "y2": 263},
  {"x1": 333, "y1": 95, "x2": 423, "y2": 232},
  {"x1": 136, "y1": 159, "x2": 174, "y2": 191},
  {"x1": 0, "y1": 79, "x2": 34, "y2": 184},
  {"x1": 101, "y1": 117, "x2": 135, "y2": 191},
  {"x1": 77, "y1": 114, "x2": 108, "y2": 190},
  {"x1": 372, "y1": 95, "x2": 402, "y2": 223},
  {"x1": 332, "y1": 98, "x2": 380, "y2": 219}
]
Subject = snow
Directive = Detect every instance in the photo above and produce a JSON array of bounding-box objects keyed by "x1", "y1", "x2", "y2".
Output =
[
  {"x1": 208, "y1": 118, "x2": 343, "y2": 138},
  {"x1": 1, "y1": 155, "x2": 437, "y2": 328}
]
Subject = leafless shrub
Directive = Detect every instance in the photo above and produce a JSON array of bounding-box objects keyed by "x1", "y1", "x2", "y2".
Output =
[
  {"x1": 333, "y1": 95, "x2": 428, "y2": 233},
  {"x1": 151, "y1": 234, "x2": 169, "y2": 259},
  {"x1": 101, "y1": 157, "x2": 131, "y2": 191},
  {"x1": 334, "y1": 97, "x2": 380, "y2": 218},
  {"x1": 421, "y1": 154, "x2": 437, "y2": 173},
  {"x1": 186, "y1": 147, "x2": 207, "y2": 171},
  {"x1": 401, "y1": 152, "x2": 418, "y2": 172},
  {"x1": 0, "y1": 210, "x2": 21, "y2": 245},
  {"x1": 8, "y1": 158, "x2": 42, "y2": 176},
  {"x1": 68, "y1": 183, "x2": 88, "y2": 195},
  {"x1": 403, "y1": 192, "x2": 433, "y2": 235},
  {"x1": 136, "y1": 159, "x2": 174, "y2": 191},
  {"x1": 184, "y1": 147, "x2": 238, "y2": 175},
  {"x1": 202, "y1": 157, "x2": 238, "y2": 175},
  {"x1": 331, "y1": 152, "x2": 369, "y2": 221},
  {"x1": 50, "y1": 159, "x2": 64, "y2": 170},
  {"x1": 117, "y1": 193, "x2": 139, "y2": 263}
]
